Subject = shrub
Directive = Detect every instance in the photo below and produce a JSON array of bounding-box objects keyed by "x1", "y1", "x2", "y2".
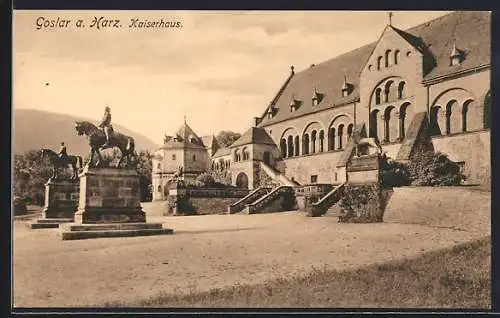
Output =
[
  {"x1": 195, "y1": 173, "x2": 216, "y2": 188},
  {"x1": 380, "y1": 160, "x2": 410, "y2": 188},
  {"x1": 339, "y1": 184, "x2": 383, "y2": 223},
  {"x1": 13, "y1": 196, "x2": 28, "y2": 215},
  {"x1": 408, "y1": 151, "x2": 465, "y2": 186}
]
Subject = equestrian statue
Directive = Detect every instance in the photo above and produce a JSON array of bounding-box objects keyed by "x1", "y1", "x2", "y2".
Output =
[
  {"x1": 74, "y1": 106, "x2": 138, "y2": 168},
  {"x1": 41, "y1": 142, "x2": 83, "y2": 179}
]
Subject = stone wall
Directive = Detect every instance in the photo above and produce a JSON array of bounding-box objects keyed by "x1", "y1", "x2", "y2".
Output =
[
  {"x1": 431, "y1": 130, "x2": 490, "y2": 185},
  {"x1": 281, "y1": 150, "x2": 344, "y2": 185},
  {"x1": 173, "y1": 197, "x2": 242, "y2": 215}
]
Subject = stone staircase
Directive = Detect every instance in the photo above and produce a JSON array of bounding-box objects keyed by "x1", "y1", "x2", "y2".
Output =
[
  {"x1": 308, "y1": 182, "x2": 346, "y2": 217},
  {"x1": 227, "y1": 187, "x2": 272, "y2": 214},
  {"x1": 242, "y1": 185, "x2": 296, "y2": 214},
  {"x1": 259, "y1": 161, "x2": 298, "y2": 187}
]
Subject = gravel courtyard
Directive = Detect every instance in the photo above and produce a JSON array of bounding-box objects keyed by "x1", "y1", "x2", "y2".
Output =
[{"x1": 13, "y1": 194, "x2": 490, "y2": 307}]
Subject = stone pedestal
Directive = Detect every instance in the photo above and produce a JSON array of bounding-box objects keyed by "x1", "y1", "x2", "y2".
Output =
[
  {"x1": 74, "y1": 167, "x2": 145, "y2": 224},
  {"x1": 28, "y1": 178, "x2": 79, "y2": 229},
  {"x1": 61, "y1": 166, "x2": 173, "y2": 240}
]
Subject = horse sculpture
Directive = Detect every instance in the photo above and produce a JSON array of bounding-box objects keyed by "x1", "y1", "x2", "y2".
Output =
[
  {"x1": 74, "y1": 120, "x2": 137, "y2": 168},
  {"x1": 40, "y1": 148, "x2": 82, "y2": 179}
]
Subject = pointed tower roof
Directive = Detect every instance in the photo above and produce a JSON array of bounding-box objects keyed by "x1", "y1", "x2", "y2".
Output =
[{"x1": 175, "y1": 121, "x2": 200, "y2": 142}]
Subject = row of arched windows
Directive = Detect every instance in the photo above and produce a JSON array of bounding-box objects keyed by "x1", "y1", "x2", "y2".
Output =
[
  {"x1": 370, "y1": 102, "x2": 412, "y2": 143},
  {"x1": 280, "y1": 123, "x2": 354, "y2": 159},
  {"x1": 233, "y1": 147, "x2": 250, "y2": 162},
  {"x1": 429, "y1": 99, "x2": 475, "y2": 136},
  {"x1": 376, "y1": 49, "x2": 401, "y2": 70},
  {"x1": 211, "y1": 159, "x2": 231, "y2": 171},
  {"x1": 375, "y1": 80, "x2": 406, "y2": 105}
]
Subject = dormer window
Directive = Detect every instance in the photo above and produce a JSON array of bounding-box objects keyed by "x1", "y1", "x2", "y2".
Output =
[
  {"x1": 450, "y1": 42, "x2": 465, "y2": 66},
  {"x1": 290, "y1": 96, "x2": 302, "y2": 112},
  {"x1": 311, "y1": 89, "x2": 323, "y2": 106},
  {"x1": 267, "y1": 105, "x2": 276, "y2": 119},
  {"x1": 341, "y1": 77, "x2": 353, "y2": 97}
]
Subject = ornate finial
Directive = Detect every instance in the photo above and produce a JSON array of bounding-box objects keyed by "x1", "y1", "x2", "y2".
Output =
[
  {"x1": 290, "y1": 65, "x2": 295, "y2": 74},
  {"x1": 388, "y1": 12, "x2": 393, "y2": 26},
  {"x1": 184, "y1": 113, "x2": 187, "y2": 124}
]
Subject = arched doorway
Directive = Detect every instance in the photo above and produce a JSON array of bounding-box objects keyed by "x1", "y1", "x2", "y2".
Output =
[
  {"x1": 263, "y1": 151, "x2": 271, "y2": 165},
  {"x1": 236, "y1": 172, "x2": 249, "y2": 189}
]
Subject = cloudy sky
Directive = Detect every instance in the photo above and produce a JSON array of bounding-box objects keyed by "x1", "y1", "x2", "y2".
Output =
[{"x1": 13, "y1": 10, "x2": 450, "y2": 144}]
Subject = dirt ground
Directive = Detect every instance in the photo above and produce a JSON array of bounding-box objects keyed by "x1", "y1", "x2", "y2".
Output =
[{"x1": 13, "y1": 194, "x2": 490, "y2": 308}]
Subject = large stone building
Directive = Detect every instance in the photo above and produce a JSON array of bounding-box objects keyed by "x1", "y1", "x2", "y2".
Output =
[{"x1": 153, "y1": 11, "x2": 491, "y2": 199}]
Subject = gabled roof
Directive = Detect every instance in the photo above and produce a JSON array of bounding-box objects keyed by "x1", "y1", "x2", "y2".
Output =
[
  {"x1": 212, "y1": 147, "x2": 231, "y2": 158},
  {"x1": 201, "y1": 135, "x2": 218, "y2": 149},
  {"x1": 230, "y1": 127, "x2": 276, "y2": 148},
  {"x1": 257, "y1": 11, "x2": 490, "y2": 128}
]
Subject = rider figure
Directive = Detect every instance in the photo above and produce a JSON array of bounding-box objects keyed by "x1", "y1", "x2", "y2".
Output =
[
  {"x1": 58, "y1": 142, "x2": 68, "y2": 161},
  {"x1": 99, "y1": 106, "x2": 112, "y2": 148}
]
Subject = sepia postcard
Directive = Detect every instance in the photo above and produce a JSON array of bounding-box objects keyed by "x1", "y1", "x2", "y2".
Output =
[{"x1": 11, "y1": 9, "x2": 492, "y2": 312}]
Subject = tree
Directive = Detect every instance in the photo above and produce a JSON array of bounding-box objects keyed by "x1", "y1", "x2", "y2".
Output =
[
  {"x1": 136, "y1": 150, "x2": 153, "y2": 202},
  {"x1": 13, "y1": 149, "x2": 53, "y2": 205},
  {"x1": 216, "y1": 130, "x2": 241, "y2": 147}
]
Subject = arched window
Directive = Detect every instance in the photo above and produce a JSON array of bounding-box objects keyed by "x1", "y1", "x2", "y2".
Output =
[
  {"x1": 294, "y1": 136, "x2": 300, "y2": 156},
  {"x1": 319, "y1": 130, "x2": 324, "y2": 152},
  {"x1": 287, "y1": 136, "x2": 294, "y2": 157},
  {"x1": 157, "y1": 185, "x2": 162, "y2": 192},
  {"x1": 328, "y1": 127, "x2": 335, "y2": 151},
  {"x1": 172, "y1": 154, "x2": 176, "y2": 160},
  {"x1": 347, "y1": 124, "x2": 354, "y2": 140},
  {"x1": 462, "y1": 99, "x2": 474, "y2": 133},
  {"x1": 398, "y1": 81, "x2": 406, "y2": 99},
  {"x1": 375, "y1": 88, "x2": 382, "y2": 105},
  {"x1": 211, "y1": 161, "x2": 215, "y2": 170},
  {"x1": 157, "y1": 163, "x2": 161, "y2": 170},
  {"x1": 242, "y1": 147, "x2": 249, "y2": 160},
  {"x1": 446, "y1": 100, "x2": 460, "y2": 134},
  {"x1": 384, "y1": 80, "x2": 394, "y2": 102},
  {"x1": 385, "y1": 49, "x2": 392, "y2": 67},
  {"x1": 337, "y1": 124, "x2": 344, "y2": 150},
  {"x1": 484, "y1": 91, "x2": 491, "y2": 129},
  {"x1": 192, "y1": 154, "x2": 196, "y2": 162},
  {"x1": 303, "y1": 134, "x2": 310, "y2": 155},
  {"x1": 280, "y1": 139, "x2": 287, "y2": 158},
  {"x1": 370, "y1": 110, "x2": 380, "y2": 139},
  {"x1": 234, "y1": 149, "x2": 240, "y2": 162},
  {"x1": 399, "y1": 102, "x2": 411, "y2": 139},
  {"x1": 311, "y1": 130, "x2": 317, "y2": 153},
  {"x1": 377, "y1": 56, "x2": 383, "y2": 70},
  {"x1": 384, "y1": 106, "x2": 396, "y2": 142},
  {"x1": 394, "y1": 50, "x2": 400, "y2": 65},
  {"x1": 430, "y1": 106, "x2": 442, "y2": 136}
]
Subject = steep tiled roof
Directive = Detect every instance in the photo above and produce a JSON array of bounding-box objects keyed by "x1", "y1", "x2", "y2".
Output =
[
  {"x1": 257, "y1": 11, "x2": 490, "y2": 128},
  {"x1": 230, "y1": 127, "x2": 276, "y2": 148},
  {"x1": 212, "y1": 147, "x2": 231, "y2": 158},
  {"x1": 201, "y1": 135, "x2": 218, "y2": 149}
]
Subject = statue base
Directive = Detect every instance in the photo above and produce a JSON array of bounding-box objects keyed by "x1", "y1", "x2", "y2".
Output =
[
  {"x1": 28, "y1": 178, "x2": 79, "y2": 230},
  {"x1": 60, "y1": 166, "x2": 173, "y2": 240}
]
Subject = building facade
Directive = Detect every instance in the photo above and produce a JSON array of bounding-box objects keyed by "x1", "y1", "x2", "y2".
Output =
[{"x1": 153, "y1": 11, "x2": 491, "y2": 199}]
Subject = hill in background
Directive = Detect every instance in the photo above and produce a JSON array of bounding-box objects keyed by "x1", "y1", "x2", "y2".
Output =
[{"x1": 13, "y1": 109, "x2": 160, "y2": 156}]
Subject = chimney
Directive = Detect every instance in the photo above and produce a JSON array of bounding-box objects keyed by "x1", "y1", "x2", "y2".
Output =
[{"x1": 253, "y1": 117, "x2": 261, "y2": 127}]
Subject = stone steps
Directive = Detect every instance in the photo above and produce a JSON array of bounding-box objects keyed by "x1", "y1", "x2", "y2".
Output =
[
  {"x1": 27, "y1": 218, "x2": 74, "y2": 229},
  {"x1": 60, "y1": 222, "x2": 164, "y2": 232},
  {"x1": 60, "y1": 227, "x2": 174, "y2": 241}
]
